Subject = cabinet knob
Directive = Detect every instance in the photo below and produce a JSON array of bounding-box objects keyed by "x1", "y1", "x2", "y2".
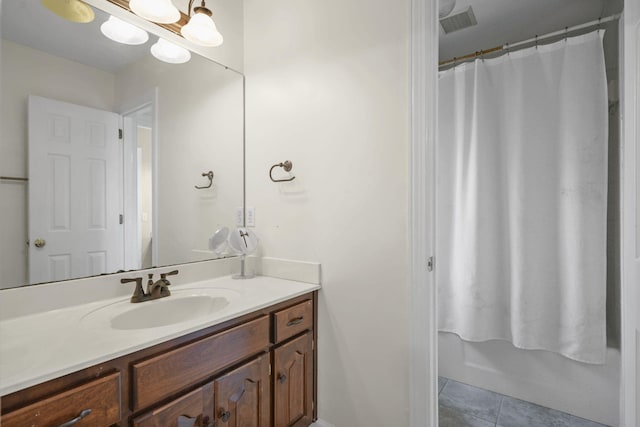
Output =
[
  {"x1": 278, "y1": 373, "x2": 287, "y2": 384},
  {"x1": 34, "y1": 238, "x2": 46, "y2": 248},
  {"x1": 219, "y1": 410, "x2": 231, "y2": 422}
]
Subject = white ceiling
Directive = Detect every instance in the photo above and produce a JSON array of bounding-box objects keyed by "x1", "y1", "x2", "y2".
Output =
[
  {"x1": 439, "y1": 0, "x2": 623, "y2": 61},
  {"x1": 2, "y1": 0, "x2": 624, "y2": 71}
]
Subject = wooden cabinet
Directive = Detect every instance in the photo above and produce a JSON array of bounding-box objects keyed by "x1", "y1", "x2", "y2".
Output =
[
  {"x1": 273, "y1": 300, "x2": 313, "y2": 343},
  {"x1": 273, "y1": 333, "x2": 314, "y2": 427},
  {"x1": 214, "y1": 353, "x2": 271, "y2": 427},
  {"x1": 132, "y1": 383, "x2": 213, "y2": 427},
  {"x1": 1, "y1": 372, "x2": 121, "y2": 427},
  {"x1": 0, "y1": 292, "x2": 317, "y2": 427},
  {"x1": 132, "y1": 316, "x2": 270, "y2": 410}
]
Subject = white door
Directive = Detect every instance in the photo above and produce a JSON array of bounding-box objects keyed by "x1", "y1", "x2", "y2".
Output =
[
  {"x1": 28, "y1": 95, "x2": 123, "y2": 284},
  {"x1": 621, "y1": 4, "x2": 640, "y2": 426}
]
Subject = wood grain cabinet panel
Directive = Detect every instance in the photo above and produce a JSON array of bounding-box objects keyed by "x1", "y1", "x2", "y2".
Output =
[
  {"x1": 132, "y1": 316, "x2": 269, "y2": 410},
  {"x1": 1, "y1": 371, "x2": 120, "y2": 427},
  {"x1": 132, "y1": 383, "x2": 214, "y2": 427},
  {"x1": 273, "y1": 300, "x2": 313, "y2": 343},
  {"x1": 214, "y1": 353, "x2": 271, "y2": 427},
  {"x1": 273, "y1": 333, "x2": 314, "y2": 427},
  {"x1": 1, "y1": 292, "x2": 317, "y2": 427}
]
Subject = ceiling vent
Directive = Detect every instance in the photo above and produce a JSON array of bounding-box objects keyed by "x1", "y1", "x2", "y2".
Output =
[{"x1": 440, "y1": 6, "x2": 477, "y2": 34}]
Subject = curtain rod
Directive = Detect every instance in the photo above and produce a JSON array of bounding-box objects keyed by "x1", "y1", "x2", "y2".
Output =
[{"x1": 439, "y1": 13, "x2": 621, "y2": 68}]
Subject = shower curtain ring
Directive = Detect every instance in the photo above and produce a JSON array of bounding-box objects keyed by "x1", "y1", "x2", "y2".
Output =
[
  {"x1": 535, "y1": 35, "x2": 538, "y2": 49},
  {"x1": 564, "y1": 27, "x2": 568, "y2": 42}
]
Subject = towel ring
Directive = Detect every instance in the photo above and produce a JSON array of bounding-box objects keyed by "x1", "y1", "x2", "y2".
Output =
[
  {"x1": 269, "y1": 160, "x2": 295, "y2": 182},
  {"x1": 195, "y1": 171, "x2": 214, "y2": 189}
]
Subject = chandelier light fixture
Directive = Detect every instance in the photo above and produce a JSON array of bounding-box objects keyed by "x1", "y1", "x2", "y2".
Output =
[
  {"x1": 151, "y1": 38, "x2": 192, "y2": 64},
  {"x1": 129, "y1": 0, "x2": 180, "y2": 24},
  {"x1": 101, "y1": 15, "x2": 149, "y2": 45},
  {"x1": 41, "y1": 0, "x2": 95, "y2": 23},
  {"x1": 181, "y1": 0, "x2": 223, "y2": 47}
]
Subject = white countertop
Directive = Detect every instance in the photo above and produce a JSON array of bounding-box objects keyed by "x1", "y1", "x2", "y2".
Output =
[{"x1": 0, "y1": 275, "x2": 320, "y2": 396}]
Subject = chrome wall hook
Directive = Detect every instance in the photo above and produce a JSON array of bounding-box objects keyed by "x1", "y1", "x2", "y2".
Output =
[
  {"x1": 269, "y1": 160, "x2": 295, "y2": 182},
  {"x1": 195, "y1": 170, "x2": 214, "y2": 189}
]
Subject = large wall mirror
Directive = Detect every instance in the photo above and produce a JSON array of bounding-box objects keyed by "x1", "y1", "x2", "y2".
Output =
[{"x1": 0, "y1": 0, "x2": 244, "y2": 289}]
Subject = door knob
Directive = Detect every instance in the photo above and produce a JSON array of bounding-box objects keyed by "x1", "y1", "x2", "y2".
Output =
[{"x1": 34, "y1": 238, "x2": 46, "y2": 248}]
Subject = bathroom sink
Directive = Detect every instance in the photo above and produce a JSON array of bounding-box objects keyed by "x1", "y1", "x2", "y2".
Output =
[{"x1": 81, "y1": 288, "x2": 240, "y2": 330}]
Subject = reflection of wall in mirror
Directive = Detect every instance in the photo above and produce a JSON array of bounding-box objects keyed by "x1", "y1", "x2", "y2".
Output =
[
  {"x1": 0, "y1": 39, "x2": 116, "y2": 289},
  {"x1": 115, "y1": 54, "x2": 244, "y2": 267}
]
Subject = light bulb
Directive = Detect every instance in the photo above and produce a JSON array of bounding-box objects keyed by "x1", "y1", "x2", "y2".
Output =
[
  {"x1": 150, "y1": 38, "x2": 191, "y2": 64},
  {"x1": 129, "y1": 0, "x2": 180, "y2": 24},
  {"x1": 41, "y1": 0, "x2": 95, "y2": 23},
  {"x1": 181, "y1": 9, "x2": 223, "y2": 47},
  {"x1": 101, "y1": 16, "x2": 149, "y2": 45}
]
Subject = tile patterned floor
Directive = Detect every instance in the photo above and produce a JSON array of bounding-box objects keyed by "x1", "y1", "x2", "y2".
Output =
[{"x1": 438, "y1": 377, "x2": 609, "y2": 427}]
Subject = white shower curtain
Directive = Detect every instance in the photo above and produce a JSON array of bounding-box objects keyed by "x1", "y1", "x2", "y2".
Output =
[{"x1": 437, "y1": 31, "x2": 608, "y2": 364}]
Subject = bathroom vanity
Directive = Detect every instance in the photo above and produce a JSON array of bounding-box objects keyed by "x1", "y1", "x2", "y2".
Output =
[{"x1": 0, "y1": 275, "x2": 319, "y2": 427}]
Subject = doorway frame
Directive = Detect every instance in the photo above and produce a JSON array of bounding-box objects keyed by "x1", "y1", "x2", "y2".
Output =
[
  {"x1": 119, "y1": 88, "x2": 159, "y2": 270},
  {"x1": 620, "y1": 3, "x2": 640, "y2": 426},
  {"x1": 409, "y1": 1, "x2": 639, "y2": 425},
  {"x1": 409, "y1": 0, "x2": 439, "y2": 426}
]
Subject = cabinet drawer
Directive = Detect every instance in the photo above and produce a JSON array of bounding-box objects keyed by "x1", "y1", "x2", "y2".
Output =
[
  {"x1": 273, "y1": 300, "x2": 313, "y2": 343},
  {"x1": 132, "y1": 383, "x2": 213, "y2": 427},
  {"x1": 132, "y1": 315, "x2": 270, "y2": 410},
  {"x1": 1, "y1": 371, "x2": 121, "y2": 427}
]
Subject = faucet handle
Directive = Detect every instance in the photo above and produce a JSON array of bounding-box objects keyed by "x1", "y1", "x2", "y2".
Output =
[
  {"x1": 121, "y1": 277, "x2": 146, "y2": 303},
  {"x1": 160, "y1": 269, "x2": 179, "y2": 279}
]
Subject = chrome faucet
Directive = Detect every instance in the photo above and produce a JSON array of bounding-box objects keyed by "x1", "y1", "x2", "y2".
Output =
[{"x1": 121, "y1": 270, "x2": 179, "y2": 303}]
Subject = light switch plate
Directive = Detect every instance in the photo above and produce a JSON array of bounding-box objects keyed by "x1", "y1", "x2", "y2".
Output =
[
  {"x1": 235, "y1": 207, "x2": 243, "y2": 226},
  {"x1": 246, "y1": 207, "x2": 255, "y2": 227}
]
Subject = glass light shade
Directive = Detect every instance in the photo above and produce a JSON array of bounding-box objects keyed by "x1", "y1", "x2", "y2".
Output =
[
  {"x1": 129, "y1": 0, "x2": 180, "y2": 24},
  {"x1": 181, "y1": 12, "x2": 223, "y2": 47},
  {"x1": 101, "y1": 16, "x2": 149, "y2": 45},
  {"x1": 150, "y1": 38, "x2": 191, "y2": 64},
  {"x1": 41, "y1": 0, "x2": 95, "y2": 23}
]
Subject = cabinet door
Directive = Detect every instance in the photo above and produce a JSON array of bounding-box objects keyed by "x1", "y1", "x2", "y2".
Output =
[
  {"x1": 132, "y1": 383, "x2": 213, "y2": 427},
  {"x1": 214, "y1": 353, "x2": 271, "y2": 427},
  {"x1": 273, "y1": 332, "x2": 313, "y2": 427}
]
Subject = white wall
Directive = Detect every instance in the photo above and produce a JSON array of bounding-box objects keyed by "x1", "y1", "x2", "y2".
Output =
[
  {"x1": 244, "y1": 0, "x2": 411, "y2": 425},
  {"x1": 0, "y1": 40, "x2": 116, "y2": 289},
  {"x1": 115, "y1": 54, "x2": 244, "y2": 266}
]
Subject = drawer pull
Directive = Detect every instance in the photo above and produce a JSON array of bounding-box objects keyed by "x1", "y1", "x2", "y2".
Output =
[
  {"x1": 219, "y1": 410, "x2": 231, "y2": 422},
  {"x1": 286, "y1": 317, "x2": 304, "y2": 326},
  {"x1": 277, "y1": 373, "x2": 287, "y2": 384},
  {"x1": 56, "y1": 409, "x2": 92, "y2": 427}
]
